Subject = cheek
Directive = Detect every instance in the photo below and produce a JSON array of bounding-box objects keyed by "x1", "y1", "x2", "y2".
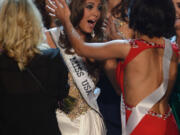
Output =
[
  {"x1": 83, "y1": 9, "x2": 90, "y2": 18},
  {"x1": 175, "y1": 20, "x2": 180, "y2": 30},
  {"x1": 177, "y1": 8, "x2": 180, "y2": 14},
  {"x1": 78, "y1": 19, "x2": 87, "y2": 30},
  {"x1": 97, "y1": 12, "x2": 101, "y2": 20}
]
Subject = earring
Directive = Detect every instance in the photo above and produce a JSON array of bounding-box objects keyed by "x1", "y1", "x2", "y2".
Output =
[{"x1": 91, "y1": 30, "x2": 95, "y2": 38}]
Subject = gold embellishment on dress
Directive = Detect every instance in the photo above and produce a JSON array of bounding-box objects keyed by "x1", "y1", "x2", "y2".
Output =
[{"x1": 61, "y1": 73, "x2": 91, "y2": 120}]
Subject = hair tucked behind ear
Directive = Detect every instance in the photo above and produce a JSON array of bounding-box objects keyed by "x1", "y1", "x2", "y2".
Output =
[{"x1": 0, "y1": 0, "x2": 44, "y2": 71}]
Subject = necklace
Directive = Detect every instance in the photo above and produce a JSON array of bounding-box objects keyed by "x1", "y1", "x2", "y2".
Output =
[{"x1": 138, "y1": 39, "x2": 165, "y2": 47}]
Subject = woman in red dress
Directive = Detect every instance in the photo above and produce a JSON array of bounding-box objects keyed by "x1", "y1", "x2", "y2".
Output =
[{"x1": 47, "y1": 0, "x2": 179, "y2": 134}]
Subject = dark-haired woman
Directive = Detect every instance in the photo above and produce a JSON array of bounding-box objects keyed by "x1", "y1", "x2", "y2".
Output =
[
  {"x1": 45, "y1": 0, "x2": 107, "y2": 134},
  {"x1": 47, "y1": 0, "x2": 179, "y2": 134}
]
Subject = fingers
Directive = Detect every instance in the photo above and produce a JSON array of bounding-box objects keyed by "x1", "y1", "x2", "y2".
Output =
[
  {"x1": 46, "y1": 0, "x2": 57, "y2": 17},
  {"x1": 58, "y1": 0, "x2": 67, "y2": 8},
  {"x1": 47, "y1": 0, "x2": 57, "y2": 9},
  {"x1": 46, "y1": 5, "x2": 55, "y2": 16},
  {"x1": 46, "y1": 0, "x2": 71, "y2": 25},
  {"x1": 54, "y1": 0, "x2": 64, "y2": 9}
]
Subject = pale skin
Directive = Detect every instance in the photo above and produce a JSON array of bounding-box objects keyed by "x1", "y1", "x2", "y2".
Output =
[{"x1": 47, "y1": 0, "x2": 178, "y2": 114}]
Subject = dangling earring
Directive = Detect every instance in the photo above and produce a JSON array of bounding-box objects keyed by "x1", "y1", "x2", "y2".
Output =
[{"x1": 91, "y1": 30, "x2": 95, "y2": 38}]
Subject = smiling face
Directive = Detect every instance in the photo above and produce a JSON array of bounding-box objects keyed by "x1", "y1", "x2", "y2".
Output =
[{"x1": 77, "y1": 0, "x2": 102, "y2": 35}]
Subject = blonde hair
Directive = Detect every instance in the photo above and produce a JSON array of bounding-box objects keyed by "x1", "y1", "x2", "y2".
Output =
[{"x1": 0, "y1": 0, "x2": 44, "y2": 70}]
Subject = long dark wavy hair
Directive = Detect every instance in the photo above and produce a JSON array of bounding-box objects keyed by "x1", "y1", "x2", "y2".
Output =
[
  {"x1": 58, "y1": 0, "x2": 107, "y2": 76},
  {"x1": 111, "y1": 0, "x2": 131, "y2": 22},
  {"x1": 59, "y1": 0, "x2": 107, "y2": 54}
]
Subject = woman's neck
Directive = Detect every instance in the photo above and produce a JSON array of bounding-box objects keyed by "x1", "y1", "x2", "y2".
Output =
[
  {"x1": 138, "y1": 35, "x2": 164, "y2": 45},
  {"x1": 76, "y1": 28, "x2": 86, "y2": 41}
]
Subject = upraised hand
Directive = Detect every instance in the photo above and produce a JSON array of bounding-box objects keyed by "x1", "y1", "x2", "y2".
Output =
[{"x1": 46, "y1": 0, "x2": 71, "y2": 26}]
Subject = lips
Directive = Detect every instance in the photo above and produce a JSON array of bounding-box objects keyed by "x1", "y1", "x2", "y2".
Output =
[{"x1": 87, "y1": 20, "x2": 96, "y2": 29}]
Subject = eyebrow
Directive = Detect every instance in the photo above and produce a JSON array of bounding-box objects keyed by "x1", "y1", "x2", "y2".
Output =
[
  {"x1": 86, "y1": 2, "x2": 94, "y2": 4},
  {"x1": 85, "y1": 1, "x2": 102, "y2": 6}
]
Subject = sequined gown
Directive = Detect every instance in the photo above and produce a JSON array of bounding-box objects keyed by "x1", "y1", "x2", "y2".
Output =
[
  {"x1": 46, "y1": 27, "x2": 106, "y2": 135},
  {"x1": 56, "y1": 73, "x2": 106, "y2": 135}
]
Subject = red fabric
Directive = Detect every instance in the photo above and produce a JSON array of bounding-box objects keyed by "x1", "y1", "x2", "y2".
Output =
[
  {"x1": 116, "y1": 39, "x2": 179, "y2": 95},
  {"x1": 126, "y1": 109, "x2": 179, "y2": 135},
  {"x1": 116, "y1": 39, "x2": 179, "y2": 135}
]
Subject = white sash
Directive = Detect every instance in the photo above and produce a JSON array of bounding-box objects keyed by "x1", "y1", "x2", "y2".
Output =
[
  {"x1": 48, "y1": 27, "x2": 101, "y2": 115},
  {"x1": 121, "y1": 38, "x2": 173, "y2": 135}
]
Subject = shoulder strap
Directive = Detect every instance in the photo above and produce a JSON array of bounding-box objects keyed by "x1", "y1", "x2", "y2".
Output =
[{"x1": 123, "y1": 39, "x2": 165, "y2": 66}]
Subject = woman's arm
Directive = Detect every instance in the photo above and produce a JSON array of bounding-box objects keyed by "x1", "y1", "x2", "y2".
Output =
[
  {"x1": 103, "y1": 59, "x2": 121, "y2": 95},
  {"x1": 46, "y1": 0, "x2": 131, "y2": 60}
]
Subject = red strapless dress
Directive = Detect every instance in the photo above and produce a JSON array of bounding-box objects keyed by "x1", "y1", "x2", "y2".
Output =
[{"x1": 116, "y1": 39, "x2": 179, "y2": 135}]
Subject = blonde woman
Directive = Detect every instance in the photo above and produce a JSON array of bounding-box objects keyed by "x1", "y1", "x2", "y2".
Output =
[{"x1": 0, "y1": 0, "x2": 68, "y2": 135}]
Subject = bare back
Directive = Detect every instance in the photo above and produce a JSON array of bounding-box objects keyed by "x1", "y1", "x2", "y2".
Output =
[{"x1": 124, "y1": 45, "x2": 178, "y2": 114}]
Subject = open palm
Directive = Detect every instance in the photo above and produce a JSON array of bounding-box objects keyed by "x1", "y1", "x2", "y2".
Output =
[{"x1": 46, "y1": 0, "x2": 71, "y2": 25}]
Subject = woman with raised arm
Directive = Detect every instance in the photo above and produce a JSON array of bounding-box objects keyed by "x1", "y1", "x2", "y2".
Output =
[
  {"x1": 47, "y1": 0, "x2": 179, "y2": 134},
  {"x1": 0, "y1": 0, "x2": 69, "y2": 135},
  {"x1": 45, "y1": 0, "x2": 107, "y2": 135}
]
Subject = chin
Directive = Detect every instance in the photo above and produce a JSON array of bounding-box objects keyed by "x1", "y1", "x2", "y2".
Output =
[
  {"x1": 87, "y1": 28, "x2": 94, "y2": 33},
  {"x1": 84, "y1": 31, "x2": 92, "y2": 35}
]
